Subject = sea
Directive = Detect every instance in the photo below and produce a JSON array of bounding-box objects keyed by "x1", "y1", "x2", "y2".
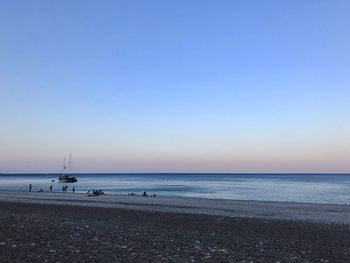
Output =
[{"x1": 0, "y1": 173, "x2": 350, "y2": 205}]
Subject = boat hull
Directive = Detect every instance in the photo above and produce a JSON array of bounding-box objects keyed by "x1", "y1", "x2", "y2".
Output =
[{"x1": 58, "y1": 176, "x2": 78, "y2": 183}]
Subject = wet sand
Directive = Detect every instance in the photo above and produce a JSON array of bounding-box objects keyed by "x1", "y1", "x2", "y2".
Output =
[
  {"x1": 1, "y1": 190, "x2": 350, "y2": 224},
  {"x1": 1, "y1": 201, "x2": 350, "y2": 262}
]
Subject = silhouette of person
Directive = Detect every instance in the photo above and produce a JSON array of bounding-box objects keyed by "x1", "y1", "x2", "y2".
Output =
[
  {"x1": 29, "y1": 184, "x2": 32, "y2": 192},
  {"x1": 73, "y1": 186, "x2": 75, "y2": 193},
  {"x1": 50, "y1": 185, "x2": 53, "y2": 192}
]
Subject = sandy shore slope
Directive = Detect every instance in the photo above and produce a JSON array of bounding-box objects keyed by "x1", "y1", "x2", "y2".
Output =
[
  {"x1": 0, "y1": 190, "x2": 350, "y2": 224},
  {"x1": 1, "y1": 201, "x2": 350, "y2": 262}
]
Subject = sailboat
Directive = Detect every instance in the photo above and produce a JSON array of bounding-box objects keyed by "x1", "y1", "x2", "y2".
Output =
[{"x1": 58, "y1": 154, "x2": 78, "y2": 183}]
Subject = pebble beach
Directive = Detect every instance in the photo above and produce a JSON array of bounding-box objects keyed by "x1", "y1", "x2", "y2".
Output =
[{"x1": 1, "y1": 191, "x2": 350, "y2": 262}]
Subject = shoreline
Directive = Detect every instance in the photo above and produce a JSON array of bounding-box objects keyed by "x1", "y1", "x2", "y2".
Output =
[{"x1": 1, "y1": 190, "x2": 350, "y2": 224}]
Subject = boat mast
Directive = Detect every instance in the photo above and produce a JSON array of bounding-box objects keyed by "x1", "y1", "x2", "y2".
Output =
[
  {"x1": 68, "y1": 153, "x2": 72, "y2": 176},
  {"x1": 63, "y1": 158, "x2": 66, "y2": 175}
]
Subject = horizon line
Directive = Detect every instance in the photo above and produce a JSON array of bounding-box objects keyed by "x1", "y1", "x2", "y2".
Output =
[{"x1": 1, "y1": 172, "x2": 350, "y2": 175}]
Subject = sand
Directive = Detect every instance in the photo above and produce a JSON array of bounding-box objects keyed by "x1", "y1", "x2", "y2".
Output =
[
  {"x1": 0, "y1": 190, "x2": 350, "y2": 224},
  {"x1": 1, "y1": 191, "x2": 350, "y2": 262}
]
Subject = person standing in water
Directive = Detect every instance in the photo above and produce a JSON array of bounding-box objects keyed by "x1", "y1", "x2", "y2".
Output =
[
  {"x1": 29, "y1": 184, "x2": 32, "y2": 192},
  {"x1": 50, "y1": 185, "x2": 53, "y2": 192},
  {"x1": 73, "y1": 186, "x2": 75, "y2": 193}
]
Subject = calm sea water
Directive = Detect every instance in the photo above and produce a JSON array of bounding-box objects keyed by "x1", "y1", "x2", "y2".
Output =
[{"x1": 0, "y1": 173, "x2": 350, "y2": 205}]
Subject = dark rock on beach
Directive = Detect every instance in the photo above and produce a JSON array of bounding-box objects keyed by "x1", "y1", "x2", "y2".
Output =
[{"x1": 1, "y1": 201, "x2": 350, "y2": 262}]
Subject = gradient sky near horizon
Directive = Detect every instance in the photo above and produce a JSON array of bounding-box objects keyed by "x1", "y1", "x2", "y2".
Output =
[{"x1": 1, "y1": 0, "x2": 349, "y2": 173}]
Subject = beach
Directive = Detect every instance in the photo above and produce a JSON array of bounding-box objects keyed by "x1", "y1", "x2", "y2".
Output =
[{"x1": 1, "y1": 191, "x2": 350, "y2": 262}]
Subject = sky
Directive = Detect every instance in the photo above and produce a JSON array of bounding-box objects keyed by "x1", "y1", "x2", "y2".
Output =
[{"x1": 0, "y1": 0, "x2": 349, "y2": 173}]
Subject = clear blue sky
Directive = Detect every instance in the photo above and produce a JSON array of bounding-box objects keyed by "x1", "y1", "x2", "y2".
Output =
[{"x1": 1, "y1": 0, "x2": 349, "y2": 173}]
